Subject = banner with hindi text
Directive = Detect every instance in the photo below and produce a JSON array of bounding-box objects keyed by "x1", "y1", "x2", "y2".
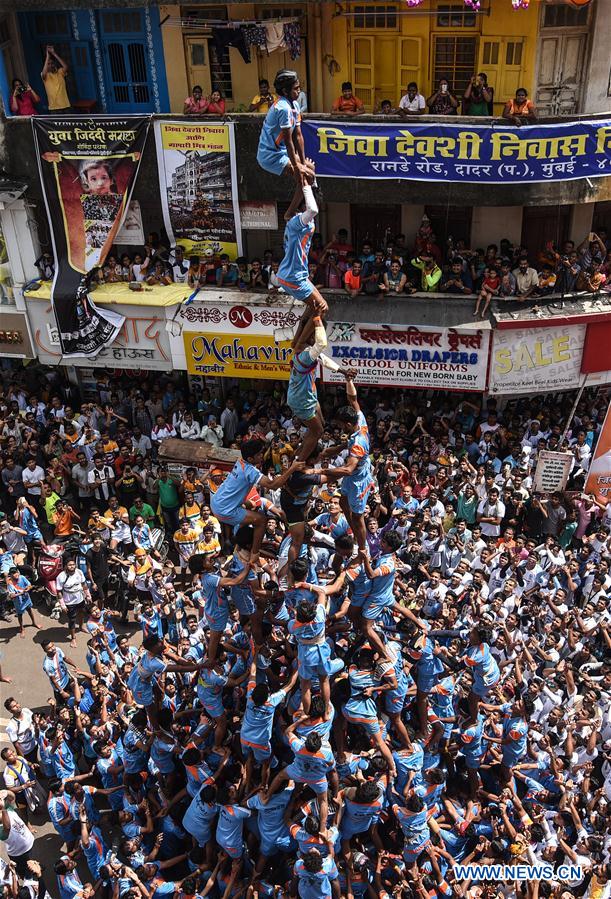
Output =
[
  {"x1": 33, "y1": 117, "x2": 150, "y2": 358},
  {"x1": 302, "y1": 118, "x2": 611, "y2": 184}
]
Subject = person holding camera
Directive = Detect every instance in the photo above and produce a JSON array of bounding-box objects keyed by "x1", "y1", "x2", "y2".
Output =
[
  {"x1": 427, "y1": 78, "x2": 458, "y2": 116},
  {"x1": 248, "y1": 78, "x2": 276, "y2": 113},
  {"x1": 9, "y1": 79, "x2": 40, "y2": 117}
]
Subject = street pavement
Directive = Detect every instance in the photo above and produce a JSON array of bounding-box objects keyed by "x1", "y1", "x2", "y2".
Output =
[{"x1": 0, "y1": 598, "x2": 142, "y2": 896}]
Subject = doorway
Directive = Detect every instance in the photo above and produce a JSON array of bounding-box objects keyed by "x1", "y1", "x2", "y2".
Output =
[
  {"x1": 535, "y1": 2, "x2": 591, "y2": 115},
  {"x1": 351, "y1": 204, "x2": 401, "y2": 252},
  {"x1": 521, "y1": 206, "x2": 570, "y2": 259},
  {"x1": 184, "y1": 37, "x2": 212, "y2": 96},
  {"x1": 425, "y1": 205, "x2": 473, "y2": 249}
]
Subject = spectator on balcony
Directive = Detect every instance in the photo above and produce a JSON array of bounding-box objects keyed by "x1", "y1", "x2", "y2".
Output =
[
  {"x1": 513, "y1": 257, "x2": 539, "y2": 301},
  {"x1": 183, "y1": 85, "x2": 208, "y2": 115},
  {"x1": 249, "y1": 79, "x2": 277, "y2": 113},
  {"x1": 331, "y1": 82, "x2": 365, "y2": 116},
  {"x1": 578, "y1": 231, "x2": 606, "y2": 268},
  {"x1": 130, "y1": 252, "x2": 150, "y2": 283},
  {"x1": 427, "y1": 79, "x2": 458, "y2": 116},
  {"x1": 399, "y1": 82, "x2": 425, "y2": 115},
  {"x1": 440, "y1": 259, "x2": 473, "y2": 295},
  {"x1": 296, "y1": 87, "x2": 308, "y2": 113},
  {"x1": 358, "y1": 242, "x2": 375, "y2": 266},
  {"x1": 41, "y1": 45, "x2": 72, "y2": 113},
  {"x1": 316, "y1": 249, "x2": 345, "y2": 289},
  {"x1": 325, "y1": 229, "x2": 354, "y2": 261},
  {"x1": 187, "y1": 256, "x2": 202, "y2": 290},
  {"x1": 411, "y1": 252, "x2": 442, "y2": 292},
  {"x1": 216, "y1": 254, "x2": 239, "y2": 287},
  {"x1": 503, "y1": 88, "x2": 537, "y2": 127},
  {"x1": 534, "y1": 263, "x2": 557, "y2": 297},
  {"x1": 9, "y1": 79, "x2": 40, "y2": 116},
  {"x1": 201, "y1": 88, "x2": 226, "y2": 115},
  {"x1": 555, "y1": 250, "x2": 581, "y2": 294},
  {"x1": 474, "y1": 265, "x2": 500, "y2": 318},
  {"x1": 498, "y1": 259, "x2": 517, "y2": 298},
  {"x1": 249, "y1": 258, "x2": 269, "y2": 288},
  {"x1": 463, "y1": 72, "x2": 493, "y2": 116},
  {"x1": 169, "y1": 246, "x2": 189, "y2": 283},
  {"x1": 362, "y1": 249, "x2": 387, "y2": 295},
  {"x1": 577, "y1": 262, "x2": 606, "y2": 293},
  {"x1": 146, "y1": 260, "x2": 172, "y2": 287},
  {"x1": 382, "y1": 260, "x2": 408, "y2": 295},
  {"x1": 344, "y1": 259, "x2": 363, "y2": 297},
  {"x1": 374, "y1": 98, "x2": 395, "y2": 115}
]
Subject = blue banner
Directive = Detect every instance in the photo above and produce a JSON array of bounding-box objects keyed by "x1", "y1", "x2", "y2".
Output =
[{"x1": 301, "y1": 118, "x2": 611, "y2": 184}]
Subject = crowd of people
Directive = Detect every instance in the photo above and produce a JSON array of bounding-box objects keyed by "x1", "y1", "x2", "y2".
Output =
[
  {"x1": 34, "y1": 222, "x2": 611, "y2": 316},
  {"x1": 0, "y1": 356, "x2": 610, "y2": 899}
]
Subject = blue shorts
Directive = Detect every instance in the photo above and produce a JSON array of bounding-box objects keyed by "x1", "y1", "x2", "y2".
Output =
[
  {"x1": 284, "y1": 766, "x2": 328, "y2": 794},
  {"x1": 502, "y1": 748, "x2": 525, "y2": 768},
  {"x1": 287, "y1": 397, "x2": 318, "y2": 423},
  {"x1": 472, "y1": 674, "x2": 500, "y2": 698},
  {"x1": 241, "y1": 739, "x2": 272, "y2": 762},
  {"x1": 205, "y1": 607, "x2": 229, "y2": 633},
  {"x1": 342, "y1": 706, "x2": 380, "y2": 736},
  {"x1": 417, "y1": 673, "x2": 438, "y2": 694},
  {"x1": 218, "y1": 840, "x2": 244, "y2": 859},
  {"x1": 232, "y1": 588, "x2": 255, "y2": 617},
  {"x1": 464, "y1": 752, "x2": 483, "y2": 771},
  {"x1": 341, "y1": 474, "x2": 374, "y2": 515},
  {"x1": 257, "y1": 146, "x2": 290, "y2": 176},
  {"x1": 260, "y1": 833, "x2": 291, "y2": 856},
  {"x1": 362, "y1": 593, "x2": 394, "y2": 621},
  {"x1": 197, "y1": 689, "x2": 225, "y2": 719},
  {"x1": 349, "y1": 592, "x2": 370, "y2": 610},
  {"x1": 297, "y1": 642, "x2": 332, "y2": 680},
  {"x1": 403, "y1": 837, "x2": 430, "y2": 863},
  {"x1": 385, "y1": 690, "x2": 407, "y2": 715},
  {"x1": 12, "y1": 595, "x2": 32, "y2": 614},
  {"x1": 211, "y1": 505, "x2": 247, "y2": 529},
  {"x1": 277, "y1": 277, "x2": 315, "y2": 303}
]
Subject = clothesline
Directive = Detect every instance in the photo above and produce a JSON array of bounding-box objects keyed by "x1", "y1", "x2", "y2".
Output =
[{"x1": 162, "y1": 16, "x2": 301, "y2": 29}]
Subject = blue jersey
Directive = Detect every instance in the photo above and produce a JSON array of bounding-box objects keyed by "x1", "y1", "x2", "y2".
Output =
[
  {"x1": 288, "y1": 733, "x2": 335, "y2": 782},
  {"x1": 393, "y1": 744, "x2": 425, "y2": 794},
  {"x1": 210, "y1": 459, "x2": 261, "y2": 517},
  {"x1": 241, "y1": 680, "x2": 286, "y2": 750},
  {"x1": 346, "y1": 412, "x2": 372, "y2": 480},
  {"x1": 278, "y1": 213, "x2": 315, "y2": 291},
  {"x1": 247, "y1": 787, "x2": 293, "y2": 851},
  {"x1": 52, "y1": 738, "x2": 76, "y2": 780},
  {"x1": 287, "y1": 348, "x2": 318, "y2": 417},
  {"x1": 312, "y1": 512, "x2": 351, "y2": 538},
  {"x1": 43, "y1": 648, "x2": 70, "y2": 690},
  {"x1": 393, "y1": 802, "x2": 430, "y2": 848},
  {"x1": 257, "y1": 96, "x2": 301, "y2": 157},
  {"x1": 82, "y1": 826, "x2": 107, "y2": 881},
  {"x1": 201, "y1": 572, "x2": 228, "y2": 624},
  {"x1": 215, "y1": 803, "x2": 250, "y2": 853},
  {"x1": 294, "y1": 856, "x2": 338, "y2": 899},
  {"x1": 463, "y1": 642, "x2": 500, "y2": 692},
  {"x1": 342, "y1": 789, "x2": 384, "y2": 834},
  {"x1": 57, "y1": 865, "x2": 83, "y2": 899},
  {"x1": 367, "y1": 553, "x2": 396, "y2": 604},
  {"x1": 343, "y1": 666, "x2": 378, "y2": 721}
]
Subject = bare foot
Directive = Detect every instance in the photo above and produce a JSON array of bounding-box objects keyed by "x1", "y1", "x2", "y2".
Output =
[
  {"x1": 19, "y1": 630, "x2": 25, "y2": 639},
  {"x1": 70, "y1": 638, "x2": 77, "y2": 648},
  {"x1": 33, "y1": 623, "x2": 42, "y2": 630},
  {"x1": 0, "y1": 676, "x2": 12, "y2": 684}
]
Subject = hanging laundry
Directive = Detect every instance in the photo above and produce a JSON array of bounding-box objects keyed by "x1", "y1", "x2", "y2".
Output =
[
  {"x1": 283, "y1": 22, "x2": 301, "y2": 60},
  {"x1": 211, "y1": 26, "x2": 251, "y2": 64},
  {"x1": 242, "y1": 24, "x2": 267, "y2": 48},
  {"x1": 264, "y1": 22, "x2": 286, "y2": 54}
]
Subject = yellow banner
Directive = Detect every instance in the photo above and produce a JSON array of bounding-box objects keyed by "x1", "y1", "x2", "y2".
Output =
[
  {"x1": 159, "y1": 122, "x2": 230, "y2": 153},
  {"x1": 184, "y1": 331, "x2": 292, "y2": 379}
]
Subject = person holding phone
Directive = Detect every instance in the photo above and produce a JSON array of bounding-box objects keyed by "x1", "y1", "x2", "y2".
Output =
[
  {"x1": 427, "y1": 78, "x2": 458, "y2": 115},
  {"x1": 9, "y1": 79, "x2": 40, "y2": 116}
]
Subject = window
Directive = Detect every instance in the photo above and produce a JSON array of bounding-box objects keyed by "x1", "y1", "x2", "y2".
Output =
[
  {"x1": 505, "y1": 41, "x2": 522, "y2": 66},
  {"x1": 208, "y1": 40, "x2": 233, "y2": 99},
  {"x1": 259, "y1": 7, "x2": 304, "y2": 19},
  {"x1": 434, "y1": 36, "x2": 477, "y2": 90},
  {"x1": 181, "y1": 5, "x2": 228, "y2": 25},
  {"x1": 33, "y1": 12, "x2": 69, "y2": 35},
  {"x1": 353, "y1": 5, "x2": 398, "y2": 30},
  {"x1": 543, "y1": 3, "x2": 589, "y2": 28},
  {"x1": 101, "y1": 12, "x2": 142, "y2": 34},
  {"x1": 436, "y1": 4, "x2": 477, "y2": 28},
  {"x1": 482, "y1": 41, "x2": 499, "y2": 66}
]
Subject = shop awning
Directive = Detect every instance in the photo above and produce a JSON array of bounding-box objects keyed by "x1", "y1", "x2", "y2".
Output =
[{"x1": 24, "y1": 281, "x2": 191, "y2": 308}]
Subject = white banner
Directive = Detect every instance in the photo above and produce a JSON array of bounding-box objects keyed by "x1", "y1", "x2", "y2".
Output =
[
  {"x1": 489, "y1": 324, "x2": 585, "y2": 395},
  {"x1": 321, "y1": 322, "x2": 490, "y2": 391},
  {"x1": 533, "y1": 451, "x2": 573, "y2": 494}
]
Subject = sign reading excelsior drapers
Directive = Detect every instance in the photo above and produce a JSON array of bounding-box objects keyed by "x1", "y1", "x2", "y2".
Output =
[
  {"x1": 302, "y1": 119, "x2": 611, "y2": 184},
  {"x1": 489, "y1": 324, "x2": 585, "y2": 395},
  {"x1": 322, "y1": 323, "x2": 490, "y2": 391}
]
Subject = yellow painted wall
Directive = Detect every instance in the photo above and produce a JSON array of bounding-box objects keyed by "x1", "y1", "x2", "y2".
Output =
[
  {"x1": 323, "y1": 1, "x2": 539, "y2": 114},
  {"x1": 160, "y1": 5, "x2": 189, "y2": 114}
]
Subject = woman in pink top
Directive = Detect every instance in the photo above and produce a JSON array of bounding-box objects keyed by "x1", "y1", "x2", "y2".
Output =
[{"x1": 183, "y1": 85, "x2": 207, "y2": 115}]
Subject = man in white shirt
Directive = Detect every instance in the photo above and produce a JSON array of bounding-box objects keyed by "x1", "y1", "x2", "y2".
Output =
[
  {"x1": 151, "y1": 415, "x2": 176, "y2": 444},
  {"x1": 87, "y1": 454, "x2": 115, "y2": 503},
  {"x1": 4, "y1": 699, "x2": 37, "y2": 762},
  {"x1": 21, "y1": 457, "x2": 45, "y2": 500},
  {"x1": 57, "y1": 558, "x2": 90, "y2": 647},
  {"x1": 399, "y1": 81, "x2": 425, "y2": 114},
  {"x1": 180, "y1": 413, "x2": 201, "y2": 441},
  {"x1": 476, "y1": 486, "x2": 505, "y2": 538},
  {"x1": 200, "y1": 415, "x2": 224, "y2": 448}
]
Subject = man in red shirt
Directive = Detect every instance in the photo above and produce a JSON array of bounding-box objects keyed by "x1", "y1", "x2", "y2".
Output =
[
  {"x1": 344, "y1": 260, "x2": 363, "y2": 297},
  {"x1": 331, "y1": 81, "x2": 365, "y2": 115}
]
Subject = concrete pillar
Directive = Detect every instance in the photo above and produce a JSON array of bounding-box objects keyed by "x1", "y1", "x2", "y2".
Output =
[
  {"x1": 570, "y1": 203, "x2": 594, "y2": 244},
  {"x1": 0, "y1": 46, "x2": 11, "y2": 119}
]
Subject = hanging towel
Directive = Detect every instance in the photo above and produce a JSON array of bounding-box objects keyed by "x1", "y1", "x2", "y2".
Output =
[
  {"x1": 283, "y1": 22, "x2": 302, "y2": 60},
  {"x1": 242, "y1": 24, "x2": 267, "y2": 48},
  {"x1": 264, "y1": 22, "x2": 286, "y2": 54},
  {"x1": 211, "y1": 26, "x2": 251, "y2": 64}
]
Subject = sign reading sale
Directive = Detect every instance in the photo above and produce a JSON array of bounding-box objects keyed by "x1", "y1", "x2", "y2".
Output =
[{"x1": 489, "y1": 324, "x2": 585, "y2": 395}]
